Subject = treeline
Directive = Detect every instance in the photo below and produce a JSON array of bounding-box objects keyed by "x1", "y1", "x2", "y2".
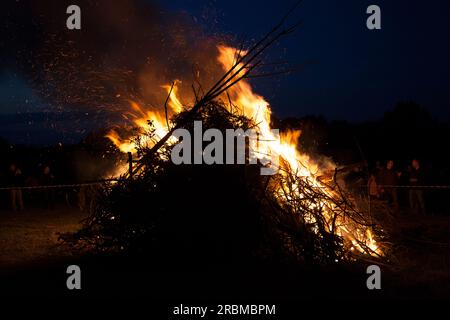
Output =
[
  {"x1": 276, "y1": 101, "x2": 450, "y2": 184},
  {"x1": 1, "y1": 101, "x2": 449, "y2": 186},
  {"x1": 0, "y1": 131, "x2": 119, "y2": 187}
]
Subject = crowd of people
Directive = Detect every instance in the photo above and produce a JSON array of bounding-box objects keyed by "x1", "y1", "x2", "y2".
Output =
[
  {"x1": 2, "y1": 162, "x2": 100, "y2": 213},
  {"x1": 2, "y1": 163, "x2": 55, "y2": 211},
  {"x1": 1, "y1": 158, "x2": 429, "y2": 215},
  {"x1": 367, "y1": 159, "x2": 426, "y2": 215}
]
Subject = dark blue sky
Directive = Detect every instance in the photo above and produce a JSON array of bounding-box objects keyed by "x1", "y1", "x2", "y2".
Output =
[
  {"x1": 165, "y1": 0, "x2": 450, "y2": 121},
  {"x1": 1, "y1": 0, "x2": 449, "y2": 144}
]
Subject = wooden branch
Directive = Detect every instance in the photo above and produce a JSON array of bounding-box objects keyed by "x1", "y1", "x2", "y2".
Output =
[
  {"x1": 131, "y1": 1, "x2": 303, "y2": 176},
  {"x1": 164, "y1": 81, "x2": 175, "y2": 131}
]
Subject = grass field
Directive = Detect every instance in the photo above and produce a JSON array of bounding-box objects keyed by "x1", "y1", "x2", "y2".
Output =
[
  {"x1": 0, "y1": 206, "x2": 87, "y2": 273},
  {"x1": 1, "y1": 204, "x2": 450, "y2": 299}
]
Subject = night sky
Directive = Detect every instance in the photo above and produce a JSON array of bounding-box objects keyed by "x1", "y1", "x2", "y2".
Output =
[{"x1": 1, "y1": 0, "x2": 449, "y2": 144}]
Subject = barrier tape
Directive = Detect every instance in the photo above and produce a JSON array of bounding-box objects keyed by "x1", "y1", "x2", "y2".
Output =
[
  {"x1": 2, "y1": 180, "x2": 450, "y2": 191},
  {"x1": 374, "y1": 185, "x2": 450, "y2": 189},
  {"x1": 0, "y1": 179, "x2": 119, "y2": 191}
]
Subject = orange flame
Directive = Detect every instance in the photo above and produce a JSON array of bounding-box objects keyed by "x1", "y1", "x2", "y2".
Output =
[
  {"x1": 106, "y1": 44, "x2": 382, "y2": 256},
  {"x1": 161, "y1": 80, "x2": 184, "y2": 113}
]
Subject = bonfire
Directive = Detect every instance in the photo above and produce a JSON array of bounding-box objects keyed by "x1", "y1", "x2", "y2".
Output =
[{"x1": 72, "y1": 7, "x2": 386, "y2": 265}]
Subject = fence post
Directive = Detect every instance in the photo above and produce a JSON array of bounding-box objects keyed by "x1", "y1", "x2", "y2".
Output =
[{"x1": 128, "y1": 152, "x2": 133, "y2": 179}]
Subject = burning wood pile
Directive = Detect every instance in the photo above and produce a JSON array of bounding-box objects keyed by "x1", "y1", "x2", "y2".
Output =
[{"x1": 69, "y1": 7, "x2": 385, "y2": 265}]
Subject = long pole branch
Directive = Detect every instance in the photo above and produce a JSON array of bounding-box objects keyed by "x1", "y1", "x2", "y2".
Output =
[{"x1": 131, "y1": 2, "x2": 302, "y2": 176}]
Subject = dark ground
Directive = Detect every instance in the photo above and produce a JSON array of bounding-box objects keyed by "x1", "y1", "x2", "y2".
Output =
[{"x1": 0, "y1": 206, "x2": 449, "y2": 309}]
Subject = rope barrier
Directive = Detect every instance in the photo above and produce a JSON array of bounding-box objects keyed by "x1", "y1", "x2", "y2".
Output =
[
  {"x1": 376, "y1": 185, "x2": 450, "y2": 189},
  {"x1": 0, "y1": 179, "x2": 119, "y2": 191},
  {"x1": 1, "y1": 181, "x2": 449, "y2": 192}
]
